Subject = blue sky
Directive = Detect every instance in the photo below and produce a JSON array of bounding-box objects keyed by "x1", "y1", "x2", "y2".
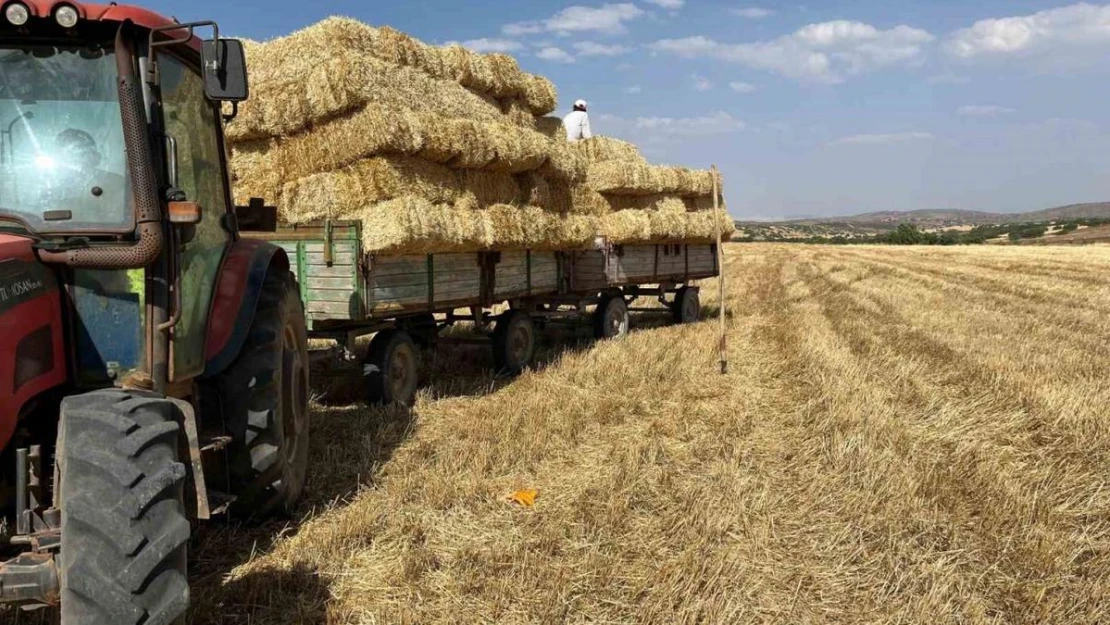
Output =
[{"x1": 145, "y1": 0, "x2": 1110, "y2": 219}]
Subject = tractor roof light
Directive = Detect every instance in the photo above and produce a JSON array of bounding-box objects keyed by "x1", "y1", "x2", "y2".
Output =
[
  {"x1": 5, "y1": 2, "x2": 29, "y2": 26},
  {"x1": 54, "y1": 5, "x2": 78, "y2": 28}
]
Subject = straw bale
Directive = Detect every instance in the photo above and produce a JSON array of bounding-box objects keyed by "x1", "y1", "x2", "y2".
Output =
[
  {"x1": 606, "y1": 194, "x2": 718, "y2": 213},
  {"x1": 570, "y1": 137, "x2": 646, "y2": 163},
  {"x1": 351, "y1": 197, "x2": 596, "y2": 255},
  {"x1": 587, "y1": 161, "x2": 716, "y2": 197},
  {"x1": 501, "y1": 98, "x2": 538, "y2": 128},
  {"x1": 279, "y1": 157, "x2": 520, "y2": 222},
  {"x1": 242, "y1": 17, "x2": 557, "y2": 117},
  {"x1": 521, "y1": 76, "x2": 559, "y2": 116},
  {"x1": 536, "y1": 116, "x2": 564, "y2": 140},
  {"x1": 229, "y1": 109, "x2": 578, "y2": 203},
  {"x1": 230, "y1": 50, "x2": 506, "y2": 142},
  {"x1": 600, "y1": 208, "x2": 735, "y2": 245}
]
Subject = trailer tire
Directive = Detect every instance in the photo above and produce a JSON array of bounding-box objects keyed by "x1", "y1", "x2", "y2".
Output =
[
  {"x1": 672, "y1": 287, "x2": 701, "y2": 324},
  {"x1": 57, "y1": 389, "x2": 189, "y2": 625},
  {"x1": 218, "y1": 270, "x2": 310, "y2": 519},
  {"x1": 594, "y1": 295, "x2": 630, "y2": 340},
  {"x1": 365, "y1": 330, "x2": 419, "y2": 406},
  {"x1": 492, "y1": 310, "x2": 537, "y2": 375}
]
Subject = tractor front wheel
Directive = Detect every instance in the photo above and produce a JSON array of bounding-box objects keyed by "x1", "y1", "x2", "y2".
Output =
[{"x1": 57, "y1": 389, "x2": 189, "y2": 625}]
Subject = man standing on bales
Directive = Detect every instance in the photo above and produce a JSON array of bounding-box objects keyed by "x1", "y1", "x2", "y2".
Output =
[{"x1": 564, "y1": 99, "x2": 592, "y2": 142}]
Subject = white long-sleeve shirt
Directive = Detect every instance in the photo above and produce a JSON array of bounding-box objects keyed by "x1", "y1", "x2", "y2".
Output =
[{"x1": 563, "y1": 110, "x2": 592, "y2": 141}]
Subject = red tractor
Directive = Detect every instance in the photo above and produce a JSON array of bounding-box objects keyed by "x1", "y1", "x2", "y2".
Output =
[{"x1": 0, "y1": 2, "x2": 309, "y2": 623}]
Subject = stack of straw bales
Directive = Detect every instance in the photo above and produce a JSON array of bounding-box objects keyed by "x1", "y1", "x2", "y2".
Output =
[{"x1": 228, "y1": 17, "x2": 734, "y2": 255}]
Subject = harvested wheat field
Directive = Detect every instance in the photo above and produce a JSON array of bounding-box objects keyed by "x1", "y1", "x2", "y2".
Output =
[{"x1": 181, "y1": 244, "x2": 1110, "y2": 624}]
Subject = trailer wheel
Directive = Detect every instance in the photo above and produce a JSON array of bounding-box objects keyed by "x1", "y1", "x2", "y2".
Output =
[
  {"x1": 492, "y1": 310, "x2": 537, "y2": 375},
  {"x1": 594, "y1": 295, "x2": 630, "y2": 340},
  {"x1": 365, "y1": 330, "x2": 419, "y2": 406},
  {"x1": 57, "y1": 389, "x2": 189, "y2": 625},
  {"x1": 217, "y1": 270, "x2": 310, "y2": 519},
  {"x1": 672, "y1": 287, "x2": 701, "y2": 324}
]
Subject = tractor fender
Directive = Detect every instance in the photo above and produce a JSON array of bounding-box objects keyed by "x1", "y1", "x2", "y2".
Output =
[
  {"x1": 202, "y1": 239, "x2": 290, "y2": 378},
  {"x1": 0, "y1": 234, "x2": 66, "y2": 451}
]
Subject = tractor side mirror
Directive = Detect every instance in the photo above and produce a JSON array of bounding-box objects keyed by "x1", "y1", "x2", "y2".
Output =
[
  {"x1": 201, "y1": 38, "x2": 249, "y2": 102},
  {"x1": 235, "y1": 198, "x2": 277, "y2": 233}
]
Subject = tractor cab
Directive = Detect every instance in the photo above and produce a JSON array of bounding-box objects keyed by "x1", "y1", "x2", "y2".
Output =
[{"x1": 0, "y1": 3, "x2": 310, "y2": 623}]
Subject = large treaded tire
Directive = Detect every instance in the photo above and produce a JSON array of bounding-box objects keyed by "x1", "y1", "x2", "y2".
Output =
[
  {"x1": 217, "y1": 270, "x2": 310, "y2": 518},
  {"x1": 57, "y1": 389, "x2": 189, "y2": 625}
]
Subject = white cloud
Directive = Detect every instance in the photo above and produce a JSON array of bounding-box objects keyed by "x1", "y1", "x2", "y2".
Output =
[
  {"x1": 626, "y1": 85, "x2": 643, "y2": 94},
  {"x1": 649, "y1": 20, "x2": 935, "y2": 83},
  {"x1": 927, "y1": 73, "x2": 970, "y2": 84},
  {"x1": 536, "y1": 47, "x2": 576, "y2": 63},
  {"x1": 504, "y1": 3, "x2": 645, "y2": 36},
  {"x1": 502, "y1": 22, "x2": 545, "y2": 36},
  {"x1": 692, "y1": 74, "x2": 714, "y2": 91},
  {"x1": 599, "y1": 111, "x2": 747, "y2": 139},
  {"x1": 572, "y1": 41, "x2": 632, "y2": 56},
  {"x1": 829, "y1": 132, "x2": 935, "y2": 146},
  {"x1": 729, "y1": 81, "x2": 758, "y2": 93},
  {"x1": 731, "y1": 7, "x2": 774, "y2": 19},
  {"x1": 645, "y1": 0, "x2": 685, "y2": 8},
  {"x1": 957, "y1": 105, "x2": 1015, "y2": 117},
  {"x1": 456, "y1": 38, "x2": 524, "y2": 53},
  {"x1": 616, "y1": 62, "x2": 635, "y2": 71},
  {"x1": 946, "y1": 3, "x2": 1110, "y2": 64}
]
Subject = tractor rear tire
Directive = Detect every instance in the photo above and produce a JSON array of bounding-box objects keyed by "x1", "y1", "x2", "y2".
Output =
[
  {"x1": 57, "y1": 389, "x2": 189, "y2": 625},
  {"x1": 218, "y1": 270, "x2": 310, "y2": 519},
  {"x1": 491, "y1": 310, "x2": 536, "y2": 375}
]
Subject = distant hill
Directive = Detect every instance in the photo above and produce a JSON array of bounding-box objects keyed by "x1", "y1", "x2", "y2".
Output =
[{"x1": 741, "y1": 202, "x2": 1110, "y2": 231}]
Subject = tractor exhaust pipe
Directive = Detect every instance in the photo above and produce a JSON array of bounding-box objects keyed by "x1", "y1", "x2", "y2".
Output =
[{"x1": 36, "y1": 23, "x2": 163, "y2": 269}]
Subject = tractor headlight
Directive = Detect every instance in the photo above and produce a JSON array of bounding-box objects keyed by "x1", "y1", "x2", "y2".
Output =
[
  {"x1": 4, "y1": 3, "x2": 29, "y2": 26},
  {"x1": 54, "y1": 5, "x2": 78, "y2": 28}
]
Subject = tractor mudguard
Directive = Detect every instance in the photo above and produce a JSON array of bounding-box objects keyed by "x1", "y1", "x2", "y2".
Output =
[
  {"x1": 202, "y1": 238, "x2": 289, "y2": 378},
  {"x1": 0, "y1": 234, "x2": 66, "y2": 451}
]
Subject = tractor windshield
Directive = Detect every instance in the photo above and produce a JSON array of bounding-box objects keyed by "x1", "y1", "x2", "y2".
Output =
[{"x1": 0, "y1": 43, "x2": 131, "y2": 234}]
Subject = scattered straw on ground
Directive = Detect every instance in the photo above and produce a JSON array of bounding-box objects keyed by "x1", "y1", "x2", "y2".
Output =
[{"x1": 174, "y1": 243, "x2": 1110, "y2": 624}]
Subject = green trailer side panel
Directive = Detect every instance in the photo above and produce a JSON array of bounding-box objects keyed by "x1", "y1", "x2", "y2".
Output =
[{"x1": 265, "y1": 222, "x2": 363, "y2": 323}]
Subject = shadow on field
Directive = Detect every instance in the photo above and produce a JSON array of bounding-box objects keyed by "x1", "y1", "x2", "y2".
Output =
[
  {"x1": 185, "y1": 306, "x2": 709, "y2": 622},
  {"x1": 188, "y1": 563, "x2": 331, "y2": 625}
]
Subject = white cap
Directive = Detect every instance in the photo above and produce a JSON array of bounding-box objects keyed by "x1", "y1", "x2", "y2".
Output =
[{"x1": 575, "y1": 99, "x2": 588, "y2": 109}]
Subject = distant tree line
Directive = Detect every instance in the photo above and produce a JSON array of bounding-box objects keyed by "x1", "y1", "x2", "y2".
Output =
[{"x1": 737, "y1": 217, "x2": 1110, "y2": 246}]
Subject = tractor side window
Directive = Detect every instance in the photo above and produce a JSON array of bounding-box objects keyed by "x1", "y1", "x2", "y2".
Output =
[{"x1": 159, "y1": 54, "x2": 230, "y2": 380}]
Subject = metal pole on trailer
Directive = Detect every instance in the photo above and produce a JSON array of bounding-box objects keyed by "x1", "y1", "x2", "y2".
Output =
[{"x1": 713, "y1": 165, "x2": 728, "y2": 375}]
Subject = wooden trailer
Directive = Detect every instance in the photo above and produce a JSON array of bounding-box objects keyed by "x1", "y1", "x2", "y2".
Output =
[{"x1": 247, "y1": 221, "x2": 720, "y2": 404}]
